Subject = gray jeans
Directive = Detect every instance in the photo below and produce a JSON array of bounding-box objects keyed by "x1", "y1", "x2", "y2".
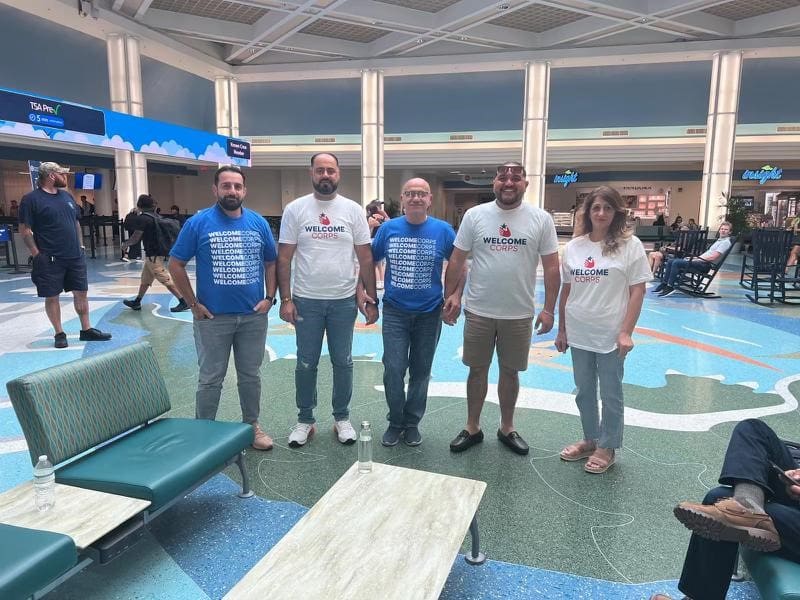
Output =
[
  {"x1": 193, "y1": 311, "x2": 268, "y2": 424},
  {"x1": 570, "y1": 346, "x2": 625, "y2": 449}
]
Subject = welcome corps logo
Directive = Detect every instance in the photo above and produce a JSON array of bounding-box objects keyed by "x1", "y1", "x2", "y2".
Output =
[
  {"x1": 483, "y1": 223, "x2": 528, "y2": 252},
  {"x1": 571, "y1": 256, "x2": 609, "y2": 282},
  {"x1": 304, "y1": 213, "x2": 345, "y2": 239}
]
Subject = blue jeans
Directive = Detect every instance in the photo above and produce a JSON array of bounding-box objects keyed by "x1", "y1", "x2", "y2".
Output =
[
  {"x1": 193, "y1": 312, "x2": 268, "y2": 424},
  {"x1": 293, "y1": 295, "x2": 358, "y2": 424},
  {"x1": 570, "y1": 347, "x2": 625, "y2": 448},
  {"x1": 381, "y1": 303, "x2": 443, "y2": 429},
  {"x1": 663, "y1": 257, "x2": 711, "y2": 287}
]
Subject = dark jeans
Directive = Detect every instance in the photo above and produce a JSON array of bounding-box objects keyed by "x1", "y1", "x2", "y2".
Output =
[
  {"x1": 663, "y1": 257, "x2": 711, "y2": 287},
  {"x1": 381, "y1": 302, "x2": 443, "y2": 429},
  {"x1": 678, "y1": 419, "x2": 800, "y2": 600}
]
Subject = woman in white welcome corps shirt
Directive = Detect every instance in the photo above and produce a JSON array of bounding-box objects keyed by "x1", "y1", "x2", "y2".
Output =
[{"x1": 555, "y1": 186, "x2": 651, "y2": 474}]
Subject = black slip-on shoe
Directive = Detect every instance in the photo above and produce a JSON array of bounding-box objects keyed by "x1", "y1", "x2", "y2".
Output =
[
  {"x1": 449, "y1": 429, "x2": 484, "y2": 453},
  {"x1": 382, "y1": 427, "x2": 402, "y2": 447},
  {"x1": 657, "y1": 286, "x2": 675, "y2": 297},
  {"x1": 79, "y1": 328, "x2": 112, "y2": 341},
  {"x1": 497, "y1": 430, "x2": 530, "y2": 455},
  {"x1": 54, "y1": 332, "x2": 68, "y2": 349},
  {"x1": 123, "y1": 298, "x2": 142, "y2": 310},
  {"x1": 170, "y1": 299, "x2": 190, "y2": 312},
  {"x1": 404, "y1": 426, "x2": 422, "y2": 446}
]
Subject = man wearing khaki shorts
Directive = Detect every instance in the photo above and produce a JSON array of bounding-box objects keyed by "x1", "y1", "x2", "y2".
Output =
[
  {"x1": 121, "y1": 194, "x2": 189, "y2": 313},
  {"x1": 443, "y1": 162, "x2": 560, "y2": 455}
]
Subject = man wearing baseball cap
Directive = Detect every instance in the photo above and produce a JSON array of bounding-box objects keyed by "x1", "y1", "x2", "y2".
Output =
[{"x1": 18, "y1": 162, "x2": 112, "y2": 348}]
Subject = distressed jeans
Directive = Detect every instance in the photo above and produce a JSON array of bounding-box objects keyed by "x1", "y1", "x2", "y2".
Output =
[
  {"x1": 381, "y1": 302, "x2": 443, "y2": 429},
  {"x1": 570, "y1": 346, "x2": 625, "y2": 449},
  {"x1": 193, "y1": 311, "x2": 268, "y2": 424},
  {"x1": 293, "y1": 295, "x2": 357, "y2": 424}
]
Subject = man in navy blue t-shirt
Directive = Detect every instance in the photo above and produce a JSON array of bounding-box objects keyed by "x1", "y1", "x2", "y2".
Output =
[
  {"x1": 18, "y1": 162, "x2": 112, "y2": 349},
  {"x1": 371, "y1": 177, "x2": 462, "y2": 447},
  {"x1": 169, "y1": 166, "x2": 278, "y2": 451}
]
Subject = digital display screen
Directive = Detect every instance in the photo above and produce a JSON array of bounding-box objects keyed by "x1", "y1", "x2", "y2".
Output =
[
  {"x1": 227, "y1": 138, "x2": 251, "y2": 160},
  {"x1": 0, "y1": 89, "x2": 105, "y2": 136}
]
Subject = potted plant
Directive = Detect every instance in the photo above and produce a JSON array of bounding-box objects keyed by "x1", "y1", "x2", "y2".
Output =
[{"x1": 719, "y1": 191, "x2": 751, "y2": 251}]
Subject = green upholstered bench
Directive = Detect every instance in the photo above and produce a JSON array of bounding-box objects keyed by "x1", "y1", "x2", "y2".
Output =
[
  {"x1": 742, "y1": 547, "x2": 800, "y2": 600},
  {"x1": 0, "y1": 523, "x2": 82, "y2": 600},
  {"x1": 6, "y1": 341, "x2": 255, "y2": 520}
]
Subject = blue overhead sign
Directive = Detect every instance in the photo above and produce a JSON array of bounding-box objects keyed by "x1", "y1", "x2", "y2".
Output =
[
  {"x1": 553, "y1": 169, "x2": 579, "y2": 188},
  {"x1": 741, "y1": 165, "x2": 783, "y2": 185},
  {"x1": 0, "y1": 89, "x2": 106, "y2": 136}
]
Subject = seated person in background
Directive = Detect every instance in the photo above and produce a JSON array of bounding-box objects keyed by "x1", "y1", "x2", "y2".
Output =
[
  {"x1": 654, "y1": 222, "x2": 732, "y2": 297},
  {"x1": 650, "y1": 418, "x2": 800, "y2": 600},
  {"x1": 648, "y1": 246, "x2": 667, "y2": 274},
  {"x1": 686, "y1": 218, "x2": 699, "y2": 230},
  {"x1": 653, "y1": 213, "x2": 666, "y2": 227},
  {"x1": 670, "y1": 215, "x2": 683, "y2": 231},
  {"x1": 787, "y1": 216, "x2": 800, "y2": 272}
]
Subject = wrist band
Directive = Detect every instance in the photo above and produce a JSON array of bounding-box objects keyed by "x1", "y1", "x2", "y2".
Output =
[{"x1": 541, "y1": 309, "x2": 554, "y2": 317}]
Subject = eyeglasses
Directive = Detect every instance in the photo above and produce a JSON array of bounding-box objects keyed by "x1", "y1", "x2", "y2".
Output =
[
  {"x1": 402, "y1": 190, "x2": 430, "y2": 199},
  {"x1": 496, "y1": 165, "x2": 524, "y2": 176}
]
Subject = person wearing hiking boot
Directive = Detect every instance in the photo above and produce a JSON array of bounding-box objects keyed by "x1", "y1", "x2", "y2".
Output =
[
  {"x1": 443, "y1": 162, "x2": 560, "y2": 456},
  {"x1": 168, "y1": 166, "x2": 277, "y2": 451},
  {"x1": 370, "y1": 178, "x2": 461, "y2": 448},
  {"x1": 278, "y1": 152, "x2": 377, "y2": 448},
  {"x1": 555, "y1": 186, "x2": 650, "y2": 474},
  {"x1": 650, "y1": 419, "x2": 800, "y2": 600},
  {"x1": 18, "y1": 162, "x2": 112, "y2": 348},
  {"x1": 654, "y1": 222, "x2": 732, "y2": 297},
  {"x1": 121, "y1": 194, "x2": 189, "y2": 313}
]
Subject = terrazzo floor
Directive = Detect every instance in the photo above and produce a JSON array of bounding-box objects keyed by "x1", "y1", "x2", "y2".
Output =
[{"x1": 2, "y1": 242, "x2": 798, "y2": 599}]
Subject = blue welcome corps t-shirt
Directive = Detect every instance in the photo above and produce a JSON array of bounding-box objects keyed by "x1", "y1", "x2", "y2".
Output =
[
  {"x1": 372, "y1": 216, "x2": 455, "y2": 312},
  {"x1": 170, "y1": 205, "x2": 277, "y2": 315}
]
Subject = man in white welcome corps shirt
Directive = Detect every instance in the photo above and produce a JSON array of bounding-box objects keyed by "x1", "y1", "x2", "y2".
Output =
[{"x1": 278, "y1": 152, "x2": 378, "y2": 448}]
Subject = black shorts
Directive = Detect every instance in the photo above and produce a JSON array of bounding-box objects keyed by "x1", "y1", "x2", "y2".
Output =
[{"x1": 31, "y1": 252, "x2": 88, "y2": 298}]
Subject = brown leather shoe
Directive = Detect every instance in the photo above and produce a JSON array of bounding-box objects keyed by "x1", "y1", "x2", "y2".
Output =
[
  {"x1": 252, "y1": 423, "x2": 274, "y2": 451},
  {"x1": 673, "y1": 497, "x2": 780, "y2": 552}
]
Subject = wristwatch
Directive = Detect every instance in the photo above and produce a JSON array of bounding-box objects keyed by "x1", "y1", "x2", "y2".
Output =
[{"x1": 265, "y1": 295, "x2": 277, "y2": 306}]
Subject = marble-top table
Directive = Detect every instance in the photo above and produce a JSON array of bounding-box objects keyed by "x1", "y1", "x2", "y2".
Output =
[
  {"x1": 0, "y1": 481, "x2": 150, "y2": 550},
  {"x1": 226, "y1": 462, "x2": 486, "y2": 600}
]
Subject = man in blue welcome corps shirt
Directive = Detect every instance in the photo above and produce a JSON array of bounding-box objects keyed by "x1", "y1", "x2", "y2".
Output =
[
  {"x1": 169, "y1": 166, "x2": 277, "y2": 451},
  {"x1": 371, "y1": 177, "x2": 462, "y2": 447}
]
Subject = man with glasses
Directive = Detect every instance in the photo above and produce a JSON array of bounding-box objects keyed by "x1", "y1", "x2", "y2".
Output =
[
  {"x1": 371, "y1": 178, "x2": 461, "y2": 447},
  {"x1": 443, "y1": 162, "x2": 560, "y2": 455},
  {"x1": 168, "y1": 165, "x2": 277, "y2": 451},
  {"x1": 18, "y1": 162, "x2": 112, "y2": 348},
  {"x1": 278, "y1": 152, "x2": 377, "y2": 448}
]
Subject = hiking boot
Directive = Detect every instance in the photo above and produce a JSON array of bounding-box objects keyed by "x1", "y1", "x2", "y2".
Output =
[
  {"x1": 334, "y1": 420, "x2": 357, "y2": 445},
  {"x1": 123, "y1": 298, "x2": 142, "y2": 311},
  {"x1": 170, "y1": 298, "x2": 190, "y2": 313},
  {"x1": 673, "y1": 497, "x2": 781, "y2": 552},
  {"x1": 251, "y1": 423, "x2": 273, "y2": 451},
  {"x1": 79, "y1": 328, "x2": 112, "y2": 341},
  {"x1": 288, "y1": 423, "x2": 315, "y2": 448},
  {"x1": 54, "y1": 332, "x2": 68, "y2": 349}
]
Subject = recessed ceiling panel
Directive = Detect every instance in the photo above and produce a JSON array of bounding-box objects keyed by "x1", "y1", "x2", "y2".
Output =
[
  {"x1": 374, "y1": 0, "x2": 462, "y2": 13},
  {"x1": 151, "y1": 0, "x2": 267, "y2": 25},
  {"x1": 489, "y1": 4, "x2": 587, "y2": 33},
  {"x1": 300, "y1": 19, "x2": 389, "y2": 43},
  {"x1": 703, "y1": 0, "x2": 800, "y2": 21}
]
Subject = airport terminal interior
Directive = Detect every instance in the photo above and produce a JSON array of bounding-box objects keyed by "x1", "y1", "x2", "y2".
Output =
[{"x1": 1, "y1": 0, "x2": 800, "y2": 599}]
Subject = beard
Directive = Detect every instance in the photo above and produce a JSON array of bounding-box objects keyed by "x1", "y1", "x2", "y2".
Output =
[
  {"x1": 217, "y1": 195, "x2": 243, "y2": 211},
  {"x1": 496, "y1": 188, "x2": 522, "y2": 205},
  {"x1": 54, "y1": 178, "x2": 67, "y2": 188},
  {"x1": 313, "y1": 178, "x2": 337, "y2": 195}
]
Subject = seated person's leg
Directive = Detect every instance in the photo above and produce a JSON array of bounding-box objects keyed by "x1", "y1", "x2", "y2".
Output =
[{"x1": 766, "y1": 502, "x2": 800, "y2": 563}]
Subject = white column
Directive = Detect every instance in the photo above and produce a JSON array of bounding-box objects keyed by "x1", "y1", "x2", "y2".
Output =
[
  {"x1": 361, "y1": 69, "x2": 384, "y2": 206},
  {"x1": 215, "y1": 76, "x2": 239, "y2": 138},
  {"x1": 107, "y1": 33, "x2": 147, "y2": 217},
  {"x1": 699, "y1": 51, "x2": 742, "y2": 227},
  {"x1": 521, "y1": 61, "x2": 550, "y2": 209},
  {"x1": 94, "y1": 168, "x2": 114, "y2": 216}
]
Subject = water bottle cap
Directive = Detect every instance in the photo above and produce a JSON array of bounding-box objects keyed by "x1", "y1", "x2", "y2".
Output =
[
  {"x1": 38, "y1": 455, "x2": 47, "y2": 461},
  {"x1": 361, "y1": 421, "x2": 370, "y2": 428}
]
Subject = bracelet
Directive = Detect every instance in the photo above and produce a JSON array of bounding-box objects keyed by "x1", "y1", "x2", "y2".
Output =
[
  {"x1": 189, "y1": 301, "x2": 198, "y2": 308},
  {"x1": 280, "y1": 296, "x2": 293, "y2": 303},
  {"x1": 541, "y1": 309, "x2": 554, "y2": 317}
]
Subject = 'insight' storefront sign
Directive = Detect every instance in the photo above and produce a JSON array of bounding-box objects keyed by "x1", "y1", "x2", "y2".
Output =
[
  {"x1": 741, "y1": 165, "x2": 783, "y2": 185},
  {"x1": 553, "y1": 169, "x2": 579, "y2": 188}
]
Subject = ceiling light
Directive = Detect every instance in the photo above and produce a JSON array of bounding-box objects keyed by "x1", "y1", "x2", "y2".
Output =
[
  {"x1": 497, "y1": 3, "x2": 510, "y2": 10},
  {"x1": 415, "y1": 38, "x2": 424, "y2": 44},
  {"x1": 638, "y1": 17, "x2": 648, "y2": 23}
]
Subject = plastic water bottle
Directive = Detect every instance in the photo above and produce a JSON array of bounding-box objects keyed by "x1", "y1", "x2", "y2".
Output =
[
  {"x1": 33, "y1": 455, "x2": 55, "y2": 512},
  {"x1": 358, "y1": 421, "x2": 372, "y2": 474}
]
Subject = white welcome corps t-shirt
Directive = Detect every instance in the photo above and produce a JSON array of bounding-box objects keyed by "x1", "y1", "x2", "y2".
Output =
[
  {"x1": 455, "y1": 202, "x2": 559, "y2": 319},
  {"x1": 279, "y1": 193, "x2": 371, "y2": 299},
  {"x1": 561, "y1": 235, "x2": 651, "y2": 353}
]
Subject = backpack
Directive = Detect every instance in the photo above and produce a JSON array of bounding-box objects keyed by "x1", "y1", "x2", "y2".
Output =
[{"x1": 142, "y1": 212, "x2": 180, "y2": 257}]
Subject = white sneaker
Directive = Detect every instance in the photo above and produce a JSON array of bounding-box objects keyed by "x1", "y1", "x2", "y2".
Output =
[
  {"x1": 288, "y1": 422, "x2": 316, "y2": 448},
  {"x1": 334, "y1": 420, "x2": 357, "y2": 445}
]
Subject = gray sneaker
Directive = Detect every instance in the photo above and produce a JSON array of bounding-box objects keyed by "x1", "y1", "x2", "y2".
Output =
[{"x1": 382, "y1": 426, "x2": 402, "y2": 447}]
